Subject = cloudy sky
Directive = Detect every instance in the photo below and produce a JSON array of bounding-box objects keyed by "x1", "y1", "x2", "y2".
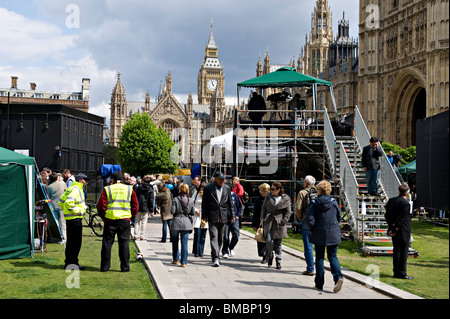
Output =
[{"x1": 0, "y1": 0, "x2": 359, "y2": 126}]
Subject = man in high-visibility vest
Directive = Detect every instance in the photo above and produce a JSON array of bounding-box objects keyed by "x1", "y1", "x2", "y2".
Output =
[
  {"x1": 96, "y1": 171, "x2": 139, "y2": 272},
  {"x1": 59, "y1": 173, "x2": 89, "y2": 270}
]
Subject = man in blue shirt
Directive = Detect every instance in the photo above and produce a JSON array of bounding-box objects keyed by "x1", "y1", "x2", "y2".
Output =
[{"x1": 222, "y1": 191, "x2": 242, "y2": 258}]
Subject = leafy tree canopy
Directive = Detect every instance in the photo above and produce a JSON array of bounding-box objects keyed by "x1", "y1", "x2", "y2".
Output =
[
  {"x1": 382, "y1": 142, "x2": 416, "y2": 165},
  {"x1": 117, "y1": 112, "x2": 178, "y2": 176}
]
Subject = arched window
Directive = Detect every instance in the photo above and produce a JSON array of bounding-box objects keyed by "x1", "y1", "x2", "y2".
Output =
[
  {"x1": 312, "y1": 50, "x2": 316, "y2": 75},
  {"x1": 160, "y1": 120, "x2": 180, "y2": 143}
]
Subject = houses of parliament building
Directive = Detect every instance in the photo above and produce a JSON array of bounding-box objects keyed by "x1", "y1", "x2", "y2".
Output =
[
  {"x1": 109, "y1": 20, "x2": 234, "y2": 159},
  {"x1": 109, "y1": 0, "x2": 449, "y2": 158}
]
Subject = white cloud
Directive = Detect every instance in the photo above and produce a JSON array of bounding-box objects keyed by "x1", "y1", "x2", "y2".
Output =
[
  {"x1": 0, "y1": 7, "x2": 76, "y2": 62},
  {"x1": 1, "y1": 0, "x2": 361, "y2": 129}
]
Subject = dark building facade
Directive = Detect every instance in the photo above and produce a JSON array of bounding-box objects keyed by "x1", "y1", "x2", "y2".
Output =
[{"x1": 0, "y1": 103, "x2": 104, "y2": 180}]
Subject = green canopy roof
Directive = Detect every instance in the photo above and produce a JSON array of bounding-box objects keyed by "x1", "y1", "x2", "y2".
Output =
[
  {"x1": 398, "y1": 159, "x2": 416, "y2": 174},
  {"x1": 0, "y1": 147, "x2": 35, "y2": 166},
  {"x1": 237, "y1": 67, "x2": 332, "y2": 88}
]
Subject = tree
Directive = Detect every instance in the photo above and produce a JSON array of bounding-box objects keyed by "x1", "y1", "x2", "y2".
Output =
[
  {"x1": 103, "y1": 145, "x2": 119, "y2": 164},
  {"x1": 382, "y1": 142, "x2": 416, "y2": 165},
  {"x1": 117, "y1": 112, "x2": 178, "y2": 176}
]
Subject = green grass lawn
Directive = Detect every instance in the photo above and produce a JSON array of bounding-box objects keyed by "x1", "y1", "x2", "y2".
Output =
[
  {"x1": 244, "y1": 219, "x2": 449, "y2": 299},
  {"x1": 0, "y1": 226, "x2": 158, "y2": 299}
]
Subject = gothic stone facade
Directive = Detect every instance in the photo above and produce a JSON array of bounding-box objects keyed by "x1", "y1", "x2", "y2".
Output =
[
  {"x1": 358, "y1": 0, "x2": 449, "y2": 147},
  {"x1": 109, "y1": 21, "x2": 234, "y2": 164}
]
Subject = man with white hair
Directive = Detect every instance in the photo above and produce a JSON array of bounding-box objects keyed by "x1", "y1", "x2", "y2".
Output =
[{"x1": 294, "y1": 175, "x2": 317, "y2": 276}]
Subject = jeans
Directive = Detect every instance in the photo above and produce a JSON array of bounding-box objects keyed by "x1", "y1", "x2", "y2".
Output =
[
  {"x1": 170, "y1": 230, "x2": 190, "y2": 265},
  {"x1": 314, "y1": 244, "x2": 342, "y2": 290},
  {"x1": 302, "y1": 221, "x2": 314, "y2": 272},
  {"x1": 161, "y1": 219, "x2": 172, "y2": 242},
  {"x1": 222, "y1": 219, "x2": 240, "y2": 255},
  {"x1": 54, "y1": 208, "x2": 66, "y2": 239},
  {"x1": 192, "y1": 228, "x2": 207, "y2": 256},
  {"x1": 366, "y1": 168, "x2": 380, "y2": 195}
]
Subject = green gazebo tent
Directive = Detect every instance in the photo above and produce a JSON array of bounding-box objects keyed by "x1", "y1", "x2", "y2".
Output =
[
  {"x1": 237, "y1": 66, "x2": 333, "y2": 88},
  {"x1": 0, "y1": 147, "x2": 35, "y2": 259},
  {"x1": 237, "y1": 66, "x2": 338, "y2": 117},
  {"x1": 398, "y1": 159, "x2": 416, "y2": 174}
]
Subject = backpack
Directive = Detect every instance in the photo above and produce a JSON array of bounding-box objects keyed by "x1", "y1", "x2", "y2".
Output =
[{"x1": 304, "y1": 188, "x2": 318, "y2": 208}]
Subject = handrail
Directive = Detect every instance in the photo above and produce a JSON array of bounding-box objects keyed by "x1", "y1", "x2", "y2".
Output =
[
  {"x1": 339, "y1": 142, "x2": 359, "y2": 233},
  {"x1": 323, "y1": 106, "x2": 337, "y2": 176},
  {"x1": 353, "y1": 106, "x2": 401, "y2": 199}
]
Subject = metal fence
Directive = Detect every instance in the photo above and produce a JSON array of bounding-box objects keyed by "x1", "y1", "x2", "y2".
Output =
[
  {"x1": 323, "y1": 107, "x2": 336, "y2": 176},
  {"x1": 339, "y1": 142, "x2": 359, "y2": 233}
]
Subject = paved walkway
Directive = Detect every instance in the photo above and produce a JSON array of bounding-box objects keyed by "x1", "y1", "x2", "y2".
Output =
[{"x1": 134, "y1": 215, "x2": 421, "y2": 299}]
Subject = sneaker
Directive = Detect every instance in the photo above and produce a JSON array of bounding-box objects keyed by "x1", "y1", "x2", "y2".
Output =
[
  {"x1": 303, "y1": 270, "x2": 315, "y2": 276},
  {"x1": 171, "y1": 260, "x2": 179, "y2": 265},
  {"x1": 213, "y1": 259, "x2": 220, "y2": 267},
  {"x1": 229, "y1": 250, "x2": 235, "y2": 257},
  {"x1": 223, "y1": 253, "x2": 229, "y2": 258},
  {"x1": 333, "y1": 278, "x2": 343, "y2": 293},
  {"x1": 180, "y1": 264, "x2": 187, "y2": 268}
]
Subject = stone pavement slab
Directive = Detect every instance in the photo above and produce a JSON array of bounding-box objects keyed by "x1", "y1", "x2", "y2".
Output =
[{"x1": 134, "y1": 215, "x2": 421, "y2": 300}]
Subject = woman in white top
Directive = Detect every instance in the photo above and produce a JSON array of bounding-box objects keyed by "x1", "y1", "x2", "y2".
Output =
[{"x1": 192, "y1": 182, "x2": 208, "y2": 257}]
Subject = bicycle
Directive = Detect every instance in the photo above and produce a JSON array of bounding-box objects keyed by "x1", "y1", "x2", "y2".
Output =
[
  {"x1": 34, "y1": 199, "x2": 50, "y2": 252},
  {"x1": 84, "y1": 203, "x2": 104, "y2": 237}
]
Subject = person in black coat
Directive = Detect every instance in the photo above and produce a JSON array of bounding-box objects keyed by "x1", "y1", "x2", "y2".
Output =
[
  {"x1": 306, "y1": 180, "x2": 343, "y2": 293},
  {"x1": 361, "y1": 137, "x2": 383, "y2": 195},
  {"x1": 132, "y1": 176, "x2": 154, "y2": 240},
  {"x1": 385, "y1": 183, "x2": 414, "y2": 280},
  {"x1": 247, "y1": 92, "x2": 266, "y2": 127},
  {"x1": 202, "y1": 172, "x2": 235, "y2": 267},
  {"x1": 252, "y1": 183, "x2": 270, "y2": 260}
]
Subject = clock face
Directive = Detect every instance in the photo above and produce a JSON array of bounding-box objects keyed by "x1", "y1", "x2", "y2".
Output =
[{"x1": 207, "y1": 79, "x2": 218, "y2": 91}]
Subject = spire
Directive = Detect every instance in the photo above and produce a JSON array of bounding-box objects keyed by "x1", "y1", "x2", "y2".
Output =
[
  {"x1": 112, "y1": 71, "x2": 125, "y2": 97},
  {"x1": 207, "y1": 18, "x2": 218, "y2": 49},
  {"x1": 145, "y1": 90, "x2": 150, "y2": 112},
  {"x1": 164, "y1": 71, "x2": 172, "y2": 95}
]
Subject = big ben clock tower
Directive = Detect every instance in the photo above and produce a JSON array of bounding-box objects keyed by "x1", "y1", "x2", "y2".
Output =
[{"x1": 198, "y1": 19, "x2": 225, "y2": 105}]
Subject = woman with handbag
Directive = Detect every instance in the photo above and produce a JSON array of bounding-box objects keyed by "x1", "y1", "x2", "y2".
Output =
[
  {"x1": 170, "y1": 183, "x2": 196, "y2": 267},
  {"x1": 260, "y1": 182, "x2": 292, "y2": 269},
  {"x1": 192, "y1": 182, "x2": 208, "y2": 257},
  {"x1": 252, "y1": 183, "x2": 270, "y2": 262}
]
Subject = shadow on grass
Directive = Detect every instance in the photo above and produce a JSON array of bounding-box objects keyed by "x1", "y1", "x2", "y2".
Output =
[{"x1": 10, "y1": 260, "x2": 99, "y2": 272}]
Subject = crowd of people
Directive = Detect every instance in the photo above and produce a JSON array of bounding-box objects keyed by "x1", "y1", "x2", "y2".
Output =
[{"x1": 38, "y1": 159, "x2": 415, "y2": 290}]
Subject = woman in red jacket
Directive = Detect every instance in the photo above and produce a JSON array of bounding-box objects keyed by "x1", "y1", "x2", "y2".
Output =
[{"x1": 232, "y1": 177, "x2": 244, "y2": 203}]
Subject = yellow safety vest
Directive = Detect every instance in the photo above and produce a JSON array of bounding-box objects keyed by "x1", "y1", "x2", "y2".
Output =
[
  {"x1": 58, "y1": 181, "x2": 86, "y2": 220},
  {"x1": 104, "y1": 183, "x2": 132, "y2": 220}
]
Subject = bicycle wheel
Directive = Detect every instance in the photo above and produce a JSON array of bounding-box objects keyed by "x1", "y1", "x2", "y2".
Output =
[{"x1": 90, "y1": 214, "x2": 105, "y2": 237}]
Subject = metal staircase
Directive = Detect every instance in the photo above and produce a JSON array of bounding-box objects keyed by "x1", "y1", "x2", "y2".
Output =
[{"x1": 324, "y1": 106, "x2": 418, "y2": 256}]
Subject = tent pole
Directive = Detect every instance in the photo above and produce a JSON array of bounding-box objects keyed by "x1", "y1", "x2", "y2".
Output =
[
  {"x1": 312, "y1": 84, "x2": 318, "y2": 130},
  {"x1": 330, "y1": 86, "x2": 339, "y2": 121},
  {"x1": 233, "y1": 87, "x2": 240, "y2": 177}
]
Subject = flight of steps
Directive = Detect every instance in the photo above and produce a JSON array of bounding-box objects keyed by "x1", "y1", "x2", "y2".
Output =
[{"x1": 334, "y1": 136, "x2": 392, "y2": 249}]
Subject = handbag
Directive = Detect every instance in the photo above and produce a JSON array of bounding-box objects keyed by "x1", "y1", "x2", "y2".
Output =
[{"x1": 254, "y1": 220, "x2": 266, "y2": 243}]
